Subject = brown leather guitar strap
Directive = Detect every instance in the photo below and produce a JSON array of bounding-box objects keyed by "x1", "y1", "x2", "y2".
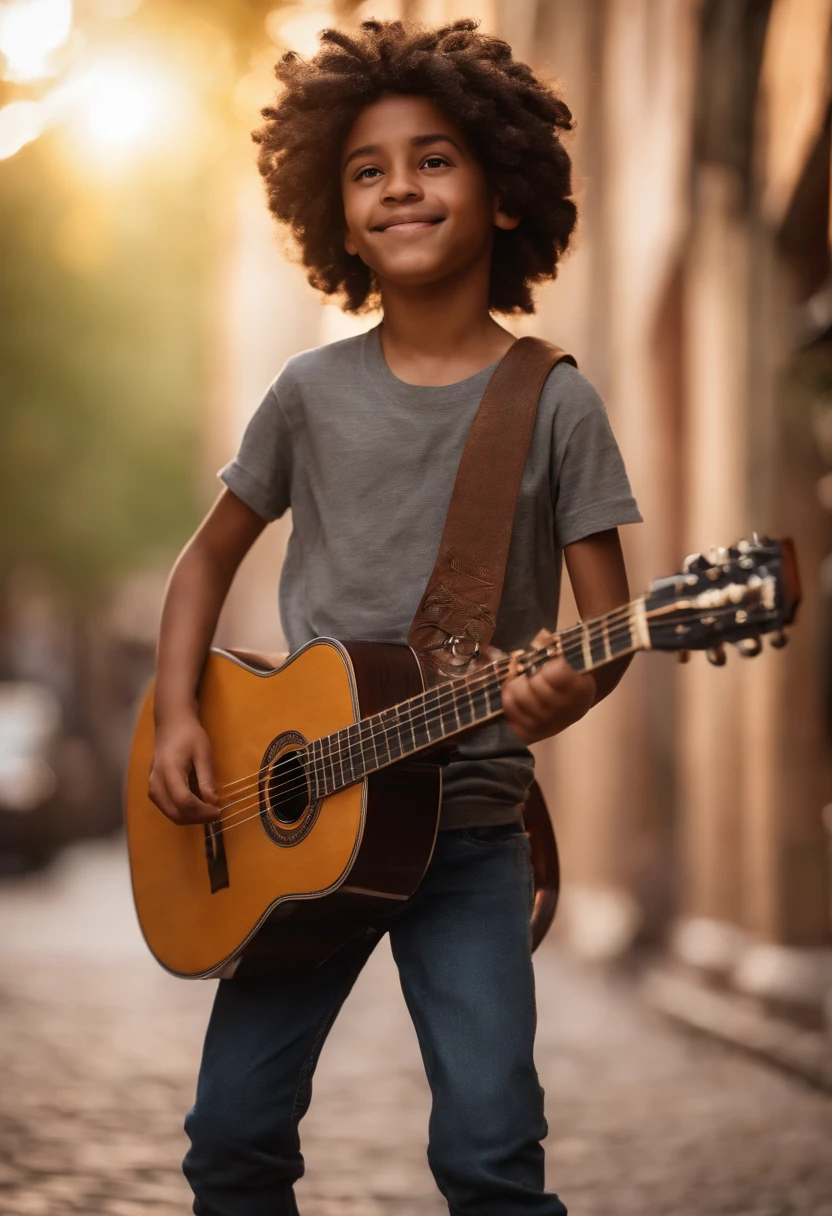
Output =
[
  {"x1": 407, "y1": 335, "x2": 576, "y2": 951},
  {"x1": 408, "y1": 336, "x2": 576, "y2": 674}
]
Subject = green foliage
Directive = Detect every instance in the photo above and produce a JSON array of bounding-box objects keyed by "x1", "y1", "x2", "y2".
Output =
[{"x1": 0, "y1": 138, "x2": 212, "y2": 606}]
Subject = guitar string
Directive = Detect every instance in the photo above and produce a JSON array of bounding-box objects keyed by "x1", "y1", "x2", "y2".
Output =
[
  {"x1": 208, "y1": 599, "x2": 644, "y2": 798},
  {"x1": 206, "y1": 574, "x2": 767, "y2": 802},
  {"x1": 206, "y1": 615, "x2": 762, "y2": 840},
  {"x1": 206, "y1": 602, "x2": 638, "y2": 801},
  {"x1": 208, "y1": 601, "x2": 749, "y2": 830},
  {"x1": 206, "y1": 601, "x2": 639, "y2": 803},
  {"x1": 206, "y1": 627, "x2": 626, "y2": 827},
  {"x1": 207, "y1": 599, "x2": 755, "y2": 828},
  {"x1": 208, "y1": 611, "x2": 639, "y2": 820}
]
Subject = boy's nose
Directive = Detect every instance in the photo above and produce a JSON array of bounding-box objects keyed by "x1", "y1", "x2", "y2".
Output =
[{"x1": 382, "y1": 166, "x2": 424, "y2": 203}]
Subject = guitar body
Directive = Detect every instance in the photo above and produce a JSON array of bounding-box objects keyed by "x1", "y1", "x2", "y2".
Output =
[
  {"x1": 125, "y1": 639, "x2": 441, "y2": 979},
  {"x1": 126, "y1": 537, "x2": 799, "y2": 981}
]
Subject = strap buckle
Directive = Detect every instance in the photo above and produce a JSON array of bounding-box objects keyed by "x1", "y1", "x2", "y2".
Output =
[{"x1": 444, "y1": 634, "x2": 481, "y2": 661}]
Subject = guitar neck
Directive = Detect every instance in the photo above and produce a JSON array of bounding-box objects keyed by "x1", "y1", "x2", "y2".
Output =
[{"x1": 308, "y1": 598, "x2": 651, "y2": 799}]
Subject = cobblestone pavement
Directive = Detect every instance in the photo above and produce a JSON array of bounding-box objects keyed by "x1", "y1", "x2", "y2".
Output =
[{"x1": 0, "y1": 838, "x2": 830, "y2": 1216}]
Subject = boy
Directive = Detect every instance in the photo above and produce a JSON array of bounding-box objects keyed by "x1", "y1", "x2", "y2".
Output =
[{"x1": 148, "y1": 18, "x2": 641, "y2": 1216}]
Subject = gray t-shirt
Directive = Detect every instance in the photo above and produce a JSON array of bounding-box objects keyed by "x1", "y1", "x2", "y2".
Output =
[{"x1": 220, "y1": 324, "x2": 641, "y2": 829}]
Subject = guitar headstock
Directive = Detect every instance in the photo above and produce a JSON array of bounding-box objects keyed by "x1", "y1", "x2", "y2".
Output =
[{"x1": 644, "y1": 536, "x2": 801, "y2": 663}]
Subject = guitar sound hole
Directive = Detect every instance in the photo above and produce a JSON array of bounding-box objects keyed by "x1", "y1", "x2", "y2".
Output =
[
  {"x1": 266, "y1": 747, "x2": 309, "y2": 825},
  {"x1": 258, "y1": 730, "x2": 320, "y2": 847}
]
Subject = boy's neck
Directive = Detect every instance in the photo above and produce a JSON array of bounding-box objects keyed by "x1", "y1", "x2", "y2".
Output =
[{"x1": 377, "y1": 266, "x2": 515, "y2": 386}]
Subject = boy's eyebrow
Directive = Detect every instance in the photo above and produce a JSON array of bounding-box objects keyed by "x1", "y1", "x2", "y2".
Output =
[{"x1": 342, "y1": 132, "x2": 463, "y2": 172}]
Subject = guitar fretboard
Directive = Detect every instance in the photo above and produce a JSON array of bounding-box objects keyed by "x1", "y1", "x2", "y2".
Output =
[{"x1": 304, "y1": 599, "x2": 649, "y2": 800}]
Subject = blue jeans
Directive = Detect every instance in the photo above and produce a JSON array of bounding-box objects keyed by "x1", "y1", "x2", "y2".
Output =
[{"x1": 183, "y1": 823, "x2": 567, "y2": 1215}]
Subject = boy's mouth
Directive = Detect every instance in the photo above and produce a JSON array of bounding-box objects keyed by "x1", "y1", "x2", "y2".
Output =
[{"x1": 373, "y1": 215, "x2": 444, "y2": 232}]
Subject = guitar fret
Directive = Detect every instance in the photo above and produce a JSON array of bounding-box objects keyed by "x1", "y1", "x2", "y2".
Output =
[
  {"x1": 608, "y1": 617, "x2": 632, "y2": 657},
  {"x1": 406, "y1": 702, "x2": 418, "y2": 751},
  {"x1": 561, "y1": 628, "x2": 585, "y2": 672},
  {"x1": 580, "y1": 623, "x2": 593, "y2": 670},
  {"x1": 630, "y1": 599, "x2": 652, "y2": 650},
  {"x1": 588, "y1": 620, "x2": 607, "y2": 668},
  {"x1": 357, "y1": 720, "x2": 370, "y2": 780},
  {"x1": 369, "y1": 716, "x2": 380, "y2": 770},
  {"x1": 626, "y1": 610, "x2": 636, "y2": 652},
  {"x1": 601, "y1": 616, "x2": 612, "y2": 661},
  {"x1": 383, "y1": 708, "x2": 403, "y2": 762},
  {"x1": 438, "y1": 690, "x2": 458, "y2": 735},
  {"x1": 456, "y1": 684, "x2": 474, "y2": 728},
  {"x1": 346, "y1": 724, "x2": 357, "y2": 783},
  {"x1": 411, "y1": 708, "x2": 432, "y2": 751},
  {"x1": 336, "y1": 730, "x2": 344, "y2": 787},
  {"x1": 327, "y1": 735, "x2": 337, "y2": 791},
  {"x1": 372, "y1": 712, "x2": 390, "y2": 767}
]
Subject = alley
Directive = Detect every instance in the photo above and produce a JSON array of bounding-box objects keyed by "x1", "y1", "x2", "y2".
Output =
[{"x1": 0, "y1": 839, "x2": 830, "y2": 1216}]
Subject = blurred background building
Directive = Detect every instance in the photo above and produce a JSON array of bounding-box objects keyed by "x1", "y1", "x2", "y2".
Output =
[{"x1": 1, "y1": 0, "x2": 830, "y2": 1053}]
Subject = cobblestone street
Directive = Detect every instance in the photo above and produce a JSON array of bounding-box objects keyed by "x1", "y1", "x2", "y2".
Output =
[{"x1": 0, "y1": 838, "x2": 830, "y2": 1216}]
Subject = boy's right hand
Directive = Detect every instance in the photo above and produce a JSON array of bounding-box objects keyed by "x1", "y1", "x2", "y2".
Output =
[{"x1": 148, "y1": 712, "x2": 220, "y2": 825}]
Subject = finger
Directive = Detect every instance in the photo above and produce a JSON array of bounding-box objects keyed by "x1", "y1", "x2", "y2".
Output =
[
  {"x1": 148, "y1": 775, "x2": 187, "y2": 826},
  {"x1": 502, "y1": 699, "x2": 540, "y2": 742},
  {"x1": 529, "y1": 662, "x2": 596, "y2": 714},
  {"x1": 503, "y1": 671, "x2": 555, "y2": 718},
  {"x1": 167, "y1": 767, "x2": 221, "y2": 821},
  {"x1": 192, "y1": 736, "x2": 218, "y2": 805},
  {"x1": 529, "y1": 656, "x2": 581, "y2": 694},
  {"x1": 501, "y1": 678, "x2": 554, "y2": 734}
]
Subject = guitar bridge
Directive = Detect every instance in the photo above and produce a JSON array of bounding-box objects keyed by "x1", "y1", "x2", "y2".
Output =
[{"x1": 204, "y1": 820, "x2": 230, "y2": 894}]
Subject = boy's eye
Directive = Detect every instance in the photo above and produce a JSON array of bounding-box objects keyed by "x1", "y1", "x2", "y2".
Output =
[
  {"x1": 422, "y1": 156, "x2": 449, "y2": 169},
  {"x1": 355, "y1": 166, "x2": 382, "y2": 180}
]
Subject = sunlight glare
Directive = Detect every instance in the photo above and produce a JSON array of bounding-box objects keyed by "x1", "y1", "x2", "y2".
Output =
[
  {"x1": 0, "y1": 0, "x2": 73, "y2": 82},
  {"x1": 72, "y1": 57, "x2": 186, "y2": 163},
  {"x1": 266, "y1": 4, "x2": 332, "y2": 58},
  {"x1": 0, "y1": 98, "x2": 44, "y2": 158}
]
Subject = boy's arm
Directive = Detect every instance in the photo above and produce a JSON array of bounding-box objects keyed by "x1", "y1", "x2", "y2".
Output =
[
  {"x1": 562, "y1": 526, "x2": 633, "y2": 704},
  {"x1": 149, "y1": 489, "x2": 267, "y2": 825},
  {"x1": 501, "y1": 528, "x2": 632, "y2": 744}
]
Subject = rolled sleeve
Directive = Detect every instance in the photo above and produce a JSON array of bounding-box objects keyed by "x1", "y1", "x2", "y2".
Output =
[
  {"x1": 218, "y1": 382, "x2": 292, "y2": 522},
  {"x1": 552, "y1": 393, "x2": 642, "y2": 547}
]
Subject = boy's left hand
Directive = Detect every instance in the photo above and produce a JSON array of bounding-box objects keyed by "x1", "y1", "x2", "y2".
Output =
[{"x1": 498, "y1": 628, "x2": 596, "y2": 744}]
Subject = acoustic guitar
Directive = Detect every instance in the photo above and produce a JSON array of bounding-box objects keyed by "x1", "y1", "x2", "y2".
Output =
[{"x1": 126, "y1": 536, "x2": 800, "y2": 980}]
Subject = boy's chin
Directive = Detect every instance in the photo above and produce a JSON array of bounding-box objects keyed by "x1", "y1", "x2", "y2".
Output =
[{"x1": 373, "y1": 260, "x2": 466, "y2": 294}]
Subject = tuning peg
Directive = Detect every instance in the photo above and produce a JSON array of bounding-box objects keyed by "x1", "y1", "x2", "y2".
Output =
[
  {"x1": 709, "y1": 546, "x2": 728, "y2": 565},
  {"x1": 683, "y1": 552, "x2": 713, "y2": 573},
  {"x1": 769, "y1": 631, "x2": 788, "y2": 649},
  {"x1": 736, "y1": 637, "x2": 762, "y2": 658},
  {"x1": 706, "y1": 644, "x2": 727, "y2": 666},
  {"x1": 677, "y1": 649, "x2": 691, "y2": 664}
]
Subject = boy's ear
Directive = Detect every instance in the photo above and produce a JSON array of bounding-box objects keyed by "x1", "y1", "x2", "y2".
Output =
[{"x1": 493, "y1": 198, "x2": 521, "y2": 231}]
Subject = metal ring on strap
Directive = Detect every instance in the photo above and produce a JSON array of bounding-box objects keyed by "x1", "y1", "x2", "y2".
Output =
[{"x1": 445, "y1": 635, "x2": 481, "y2": 661}]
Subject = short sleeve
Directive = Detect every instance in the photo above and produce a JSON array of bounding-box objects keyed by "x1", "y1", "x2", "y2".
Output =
[
  {"x1": 552, "y1": 383, "x2": 642, "y2": 547},
  {"x1": 218, "y1": 380, "x2": 292, "y2": 521}
]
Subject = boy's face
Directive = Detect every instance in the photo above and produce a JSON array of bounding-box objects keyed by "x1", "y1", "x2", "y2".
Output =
[{"x1": 341, "y1": 93, "x2": 518, "y2": 292}]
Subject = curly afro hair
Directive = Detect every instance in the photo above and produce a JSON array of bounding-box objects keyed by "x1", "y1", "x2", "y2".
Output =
[{"x1": 253, "y1": 18, "x2": 577, "y2": 315}]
